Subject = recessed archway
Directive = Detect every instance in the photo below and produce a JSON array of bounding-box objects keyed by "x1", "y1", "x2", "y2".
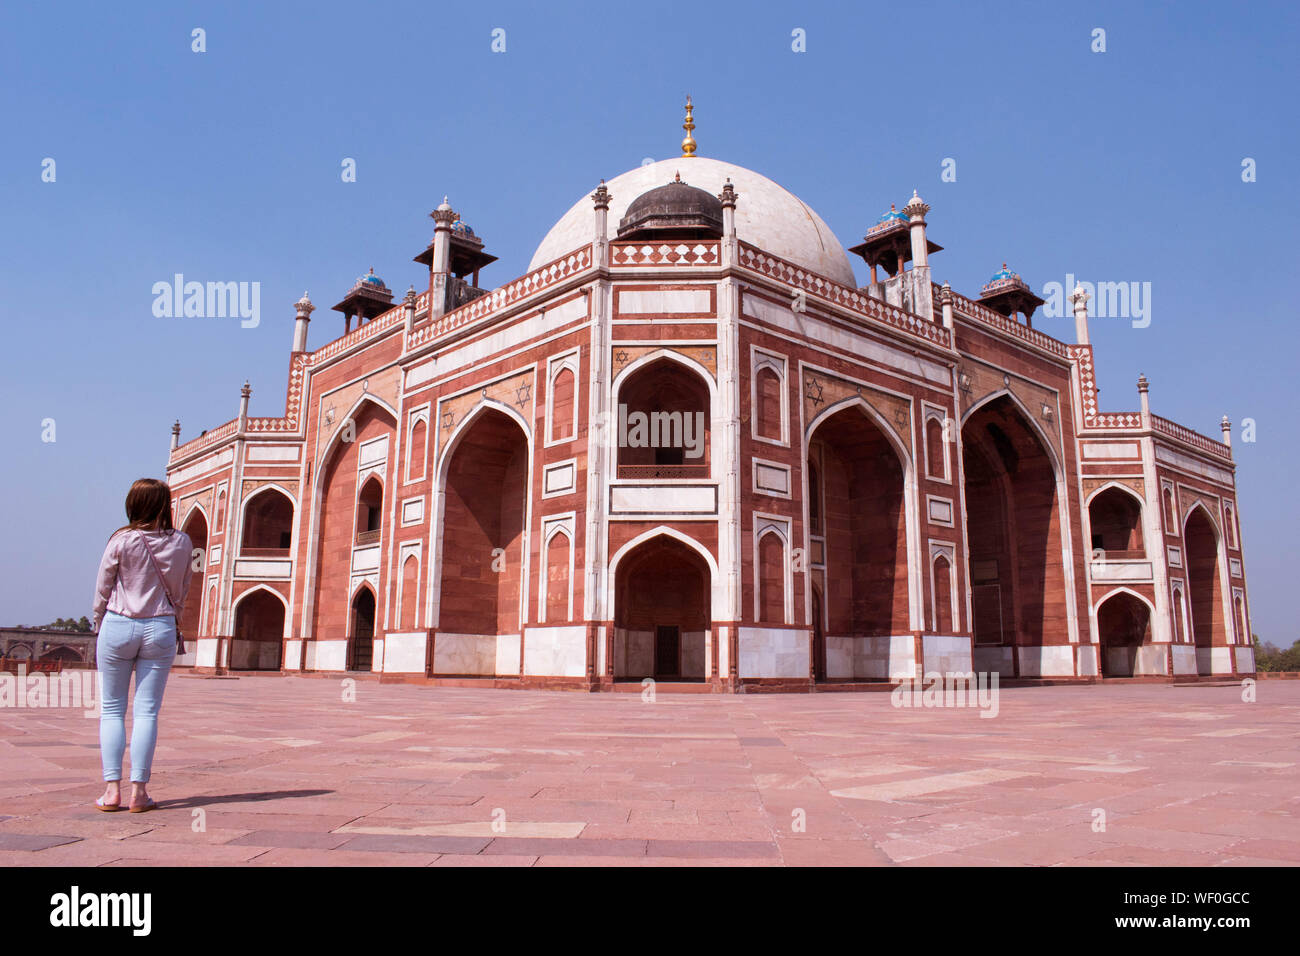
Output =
[
  {"x1": 348, "y1": 586, "x2": 376, "y2": 672},
  {"x1": 614, "y1": 355, "x2": 712, "y2": 478},
  {"x1": 180, "y1": 507, "x2": 208, "y2": 639},
  {"x1": 1184, "y1": 504, "x2": 1226, "y2": 674},
  {"x1": 241, "y1": 488, "x2": 294, "y2": 553},
  {"x1": 1096, "y1": 589, "x2": 1153, "y2": 677},
  {"x1": 308, "y1": 399, "x2": 397, "y2": 645},
  {"x1": 613, "y1": 534, "x2": 711, "y2": 681},
  {"x1": 807, "y1": 400, "x2": 911, "y2": 681},
  {"x1": 1088, "y1": 485, "x2": 1144, "y2": 557},
  {"x1": 961, "y1": 394, "x2": 1067, "y2": 675},
  {"x1": 231, "y1": 588, "x2": 285, "y2": 671},
  {"x1": 435, "y1": 406, "x2": 529, "y2": 666}
]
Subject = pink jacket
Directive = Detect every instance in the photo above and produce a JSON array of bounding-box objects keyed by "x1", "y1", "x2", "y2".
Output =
[{"x1": 92, "y1": 529, "x2": 194, "y2": 633}]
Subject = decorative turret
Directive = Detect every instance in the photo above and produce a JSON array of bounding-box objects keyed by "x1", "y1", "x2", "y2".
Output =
[
  {"x1": 331, "y1": 268, "x2": 392, "y2": 334},
  {"x1": 237, "y1": 380, "x2": 251, "y2": 434},
  {"x1": 414, "y1": 198, "x2": 496, "y2": 319},
  {"x1": 1070, "y1": 282, "x2": 1091, "y2": 345},
  {"x1": 1137, "y1": 374, "x2": 1150, "y2": 426},
  {"x1": 292, "y1": 291, "x2": 314, "y2": 352},
  {"x1": 849, "y1": 201, "x2": 943, "y2": 285},
  {"x1": 1221, "y1": 415, "x2": 1232, "y2": 447},
  {"x1": 979, "y1": 263, "x2": 1047, "y2": 326},
  {"x1": 170, "y1": 420, "x2": 181, "y2": 451},
  {"x1": 617, "y1": 172, "x2": 724, "y2": 241}
]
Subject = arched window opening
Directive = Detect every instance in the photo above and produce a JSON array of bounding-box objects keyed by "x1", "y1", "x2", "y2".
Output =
[
  {"x1": 754, "y1": 366, "x2": 783, "y2": 441},
  {"x1": 407, "y1": 417, "x2": 428, "y2": 482},
  {"x1": 551, "y1": 367, "x2": 576, "y2": 442},
  {"x1": 401, "y1": 556, "x2": 420, "y2": 630},
  {"x1": 757, "y1": 531, "x2": 786, "y2": 624},
  {"x1": 808, "y1": 462, "x2": 823, "y2": 536},
  {"x1": 357, "y1": 476, "x2": 383, "y2": 543},
  {"x1": 1088, "y1": 487, "x2": 1144, "y2": 557},
  {"x1": 932, "y1": 554, "x2": 953, "y2": 633},
  {"x1": 241, "y1": 489, "x2": 293, "y2": 554},
  {"x1": 925, "y1": 416, "x2": 947, "y2": 480},
  {"x1": 616, "y1": 358, "x2": 711, "y2": 479},
  {"x1": 545, "y1": 532, "x2": 572, "y2": 622},
  {"x1": 1163, "y1": 487, "x2": 1176, "y2": 532}
]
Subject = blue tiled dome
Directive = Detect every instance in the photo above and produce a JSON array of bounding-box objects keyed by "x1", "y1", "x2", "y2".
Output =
[
  {"x1": 877, "y1": 205, "x2": 908, "y2": 226},
  {"x1": 987, "y1": 263, "x2": 1017, "y2": 284},
  {"x1": 451, "y1": 219, "x2": 477, "y2": 238},
  {"x1": 359, "y1": 268, "x2": 386, "y2": 287}
]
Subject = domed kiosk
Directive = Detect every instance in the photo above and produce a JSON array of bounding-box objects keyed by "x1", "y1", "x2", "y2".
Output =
[{"x1": 530, "y1": 155, "x2": 858, "y2": 288}]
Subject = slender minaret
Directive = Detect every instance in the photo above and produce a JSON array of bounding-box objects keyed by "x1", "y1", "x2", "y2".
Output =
[
  {"x1": 170, "y1": 420, "x2": 181, "y2": 451},
  {"x1": 237, "y1": 380, "x2": 251, "y2": 434},
  {"x1": 429, "y1": 197, "x2": 457, "y2": 321},
  {"x1": 1137, "y1": 374, "x2": 1150, "y2": 428},
  {"x1": 719, "y1": 179, "x2": 738, "y2": 268},
  {"x1": 904, "y1": 189, "x2": 931, "y2": 269},
  {"x1": 592, "y1": 180, "x2": 611, "y2": 269},
  {"x1": 940, "y1": 281, "x2": 954, "y2": 330},
  {"x1": 292, "y1": 292, "x2": 314, "y2": 352},
  {"x1": 1221, "y1": 415, "x2": 1232, "y2": 447},
  {"x1": 1070, "y1": 283, "x2": 1091, "y2": 345},
  {"x1": 403, "y1": 285, "x2": 417, "y2": 335}
]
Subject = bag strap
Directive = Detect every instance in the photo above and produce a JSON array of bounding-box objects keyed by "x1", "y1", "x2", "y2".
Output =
[{"x1": 136, "y1": 530, "x2": 179, "y2": 614}]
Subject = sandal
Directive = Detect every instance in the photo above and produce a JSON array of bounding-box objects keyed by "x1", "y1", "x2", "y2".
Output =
[
  {"x1": 128, "y1": 799, "x2": 157, "y2": 814},
  {"x1": 95, "y1": 797, "x2": 122, "y2": 812}
]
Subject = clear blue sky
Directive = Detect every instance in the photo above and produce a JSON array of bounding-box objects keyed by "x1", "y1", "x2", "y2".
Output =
[{"x1": 1, "y1": 1, "x2": 1295, "y2": 643}]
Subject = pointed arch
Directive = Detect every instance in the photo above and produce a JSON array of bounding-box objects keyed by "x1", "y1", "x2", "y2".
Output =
[
  {"x1": 805, "y1": 395, "x2": 919, "y2": 638},
  {"x1": 230, "y1": 585, "x2": 287, "y2": 671},
  {"x1": 960, "y1": 388, "x2": 1063, "y2": 478},
  {"x1": 607, "y1": 526, "x2": 721, "y2": 622}
]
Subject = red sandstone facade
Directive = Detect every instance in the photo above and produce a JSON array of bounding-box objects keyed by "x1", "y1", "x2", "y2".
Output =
[{"x1": 164, "y1": 153, "x2": 1254, "y2": 689}]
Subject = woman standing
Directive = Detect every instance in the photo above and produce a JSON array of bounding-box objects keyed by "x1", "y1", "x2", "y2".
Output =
[{"x1": 91, "y1": 478, "x2": 192, "y2": 812}]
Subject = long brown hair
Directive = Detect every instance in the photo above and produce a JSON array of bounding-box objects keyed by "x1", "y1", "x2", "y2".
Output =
[{"x1": 109, "y1": 478, "x2": 175, "y2": 541}]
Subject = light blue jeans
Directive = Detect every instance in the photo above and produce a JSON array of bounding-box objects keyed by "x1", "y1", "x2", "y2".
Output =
[{"x1": 97, "y1": 611, "x2": 176, "y2": 783}]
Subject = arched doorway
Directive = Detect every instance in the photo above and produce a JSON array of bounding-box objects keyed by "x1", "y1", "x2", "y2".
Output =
[
  {"x1": 436, "y1": 407, "x2": 528, "y2": 675},
  {"x1": 807, "y1": 402, "x2": 909, "y2": 681},
  {"x1": 231, "y1": 589, "x2": 285, "y2": 671},
  {"x1": 1096, "y1": 591, "x2": 1153, "y2": 677},
  {"x1": 614, "y1": 535, "x2": 711, "y2": 681},
  {"x1": 180, "y1": 508, "x2": 208, "y2": 640},
  {"x1": 349, "y1": 587, "x2": 375, "y2": 672},
  {"x1": 1185, "y1": 505, "x2": 1226, "y2": 675},
  {"x1": 962, "y1": 395, "x2": 1067, "y2": 676}
]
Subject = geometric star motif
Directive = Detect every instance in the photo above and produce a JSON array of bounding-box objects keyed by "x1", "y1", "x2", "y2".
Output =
[
  {"x1": 515, "y1": 381, "x2": 532, "y2": 408},
  {"x1": 804, "y1": 376, "x2": 824, "y2": 407}
]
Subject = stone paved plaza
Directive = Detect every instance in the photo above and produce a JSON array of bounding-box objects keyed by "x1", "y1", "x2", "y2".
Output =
[{"x1": 1, "y1": 675, "x2": 1298, "y2": 867}]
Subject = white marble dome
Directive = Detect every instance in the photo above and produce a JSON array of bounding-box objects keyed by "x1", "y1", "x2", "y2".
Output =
[{"x1": 529, "y1": 157, "x2": 858, "y2": 288}]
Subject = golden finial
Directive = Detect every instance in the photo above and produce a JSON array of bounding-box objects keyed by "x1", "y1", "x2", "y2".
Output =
[{"x1": 681, "y1": 95, "x2": 697, "y2": 158}]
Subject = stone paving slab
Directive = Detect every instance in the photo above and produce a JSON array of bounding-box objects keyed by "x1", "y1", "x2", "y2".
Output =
[{"x1": 0, "y1": 676, "x2": 1298, "y2": 865}]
